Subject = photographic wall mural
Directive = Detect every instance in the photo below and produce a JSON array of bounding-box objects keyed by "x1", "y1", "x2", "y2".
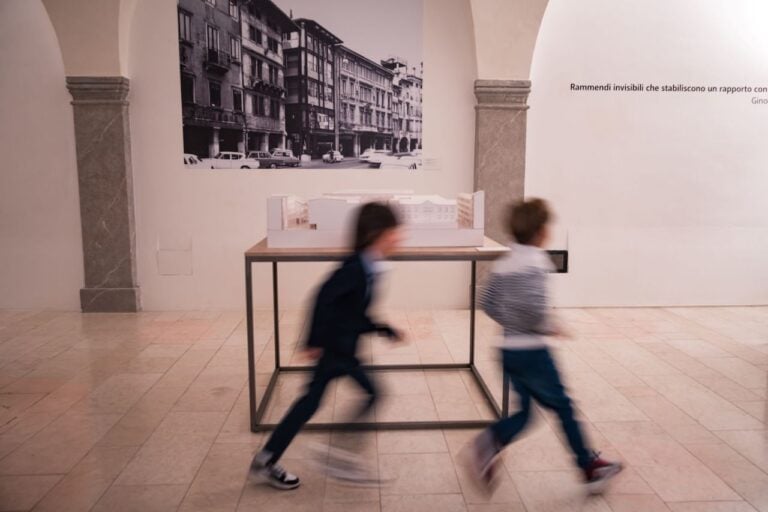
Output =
[{"x1": 178, "y1": 0, "x2": 424, "y2": 170}]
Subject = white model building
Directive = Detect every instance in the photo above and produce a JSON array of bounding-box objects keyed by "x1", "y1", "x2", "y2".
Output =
[
  {"x1": 395, "y1": 195, "x2": 457, "y2": 228},
  {"x1": 267, "y1": 195, "x2": 308, "y2": 230},
  {"x1": 267, "y1": 190, "x2": 485, "y2": 248},
  {"x1": 307, "y1": 197, "x2": 360, "y2": 231}
]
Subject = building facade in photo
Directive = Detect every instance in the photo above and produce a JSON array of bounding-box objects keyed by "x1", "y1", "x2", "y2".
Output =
[
  {"x1": 337, "y1": 46, "x2": 395, "y2": 157},
  {"x1": 240, "y1": 0, "x2": 296, "y2": 152},
  {"x1": 178, "y1": 0, "x2": 295, "y2": 158},
  {"x1": 383, "y1": 57, "x2": 423, "y2": 153},
  {"x1": 282, "y1": 19, "x2": 343, "y2": 158}
]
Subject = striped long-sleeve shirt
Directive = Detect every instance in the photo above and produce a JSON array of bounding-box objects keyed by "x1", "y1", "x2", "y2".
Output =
[{"x1": 479, "y1": 243, "x2": 555, "y2": 350}]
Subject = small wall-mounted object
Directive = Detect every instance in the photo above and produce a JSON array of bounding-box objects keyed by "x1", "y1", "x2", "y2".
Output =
[
  {"x1": 157, "y1": 232, "x2": 193, "y2": 276},
  {"x1": 547, "y1": 250, "x2": 568, "y2": 273}
]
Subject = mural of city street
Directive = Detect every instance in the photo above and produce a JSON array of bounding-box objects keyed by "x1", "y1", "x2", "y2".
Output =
[{"x1": 178, "y1": 0, "x2": 423, "y2": 170}]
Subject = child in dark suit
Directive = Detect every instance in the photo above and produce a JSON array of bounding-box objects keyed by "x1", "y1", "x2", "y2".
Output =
[{"x1": 250, "y1": 202, "x2": 404, "y2": 490}]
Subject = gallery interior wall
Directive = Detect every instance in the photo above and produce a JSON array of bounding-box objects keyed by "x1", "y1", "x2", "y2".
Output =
[
  {"x1": 526, "y1": 0, "x2": 768, "y2": 306},
  {"x1": 4, "y1": 0, "x2": 767, "y2": 311},
  {"x1": 0, "y1": 0, "x2": 84, "y2": 309},
  {"x1": 128, "y1": 0, "x2": 477, "y2": 310}
]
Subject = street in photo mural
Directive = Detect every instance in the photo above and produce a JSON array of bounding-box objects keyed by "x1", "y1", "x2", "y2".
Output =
[{"x1": 178, "y1": 0, "x2": 423, "y2": 170}]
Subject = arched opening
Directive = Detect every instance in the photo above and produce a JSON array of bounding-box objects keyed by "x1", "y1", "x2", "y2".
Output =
[{"x1": 0, "y1": 0, "x2": 84, "y2": 308}]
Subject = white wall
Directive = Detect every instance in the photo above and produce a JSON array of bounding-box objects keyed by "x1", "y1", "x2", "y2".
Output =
[
  {"x1": 0, "y1": 0, "x2": 84, "y2": 309},
  {"x1": 128, "y1": 0, "x2": 478, "y2": 310},
  {"x1": 527, "y1": 0, "x2": 768, "y2": 306}
]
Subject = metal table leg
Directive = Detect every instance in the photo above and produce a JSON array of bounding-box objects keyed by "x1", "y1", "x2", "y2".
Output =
[
  {"x1": 245, "y1": 258, "x2": 257, "y2": 431},
  {"x1": 272, "y1": 261, "x2": 280, "y2": 370}
]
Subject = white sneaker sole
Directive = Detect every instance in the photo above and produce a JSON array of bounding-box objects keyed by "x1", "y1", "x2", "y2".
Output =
[
  {"x1": 585, "y1": 464, "x2": 623, "y2": 495},
  {"x1": 249, "y1": 468, "x2": 301, "y2": 491},
  {"x1": 456, "y1": 443, "x2": 501, "y2": 497}
]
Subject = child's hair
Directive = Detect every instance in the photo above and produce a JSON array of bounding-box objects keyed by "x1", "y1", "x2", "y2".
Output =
[
  {"x1": 353, "y1": 202, "x2": 400, "y2": 252},
  {"x1": 507, "y1": 198, "x2": 551, "y2": 245}
]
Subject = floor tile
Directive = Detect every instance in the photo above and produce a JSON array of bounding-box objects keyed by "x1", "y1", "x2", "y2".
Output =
[
  {"x1": 0, "y1": 475, "x2": 61, "y2": 511},
  {"x1": 91, "y1": 484, "x2": 188, "y2": 512},
  {"x1": 667, "y1": 502, "x2": 759, "y2": 512},
  {"x1": 0, "y1": 412, "x2": 121, "y2": 475},
  {"x1": 381, "y1": 494, "x2": 467, "y2": 512},
  {"x1": 379, "y1": 452, "x2": 461, "y2": 495},
  {"x1": 604, "y1": 494, "x2": 672, "y2": 512}
]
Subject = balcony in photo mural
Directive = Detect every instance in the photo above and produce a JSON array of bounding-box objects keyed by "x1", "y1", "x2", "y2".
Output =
[
  {"x1": 242, "y1": 39, "x2": 283, "y2": 67},
  {"x1": 182, "y1": 104, "x2": 244, "y2": 128},
  {"x1": 244, "y1": 75, "x2": 285, "y2": 96},
  {"x1": 205, "y1": 48, "x2": 232, "y2": 74},
  {"x1": 339, "y1": 122, "x2": 383, "y2": 134},
  {"x1": 245, "y1": 115, "x2": 282, "y2": 132},
  {"x1": 179, "y1": 46, "x2": 191, "y2": 69}
]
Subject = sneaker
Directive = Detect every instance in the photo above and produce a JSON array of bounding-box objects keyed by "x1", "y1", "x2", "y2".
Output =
[
  {"x1": 469, "y1": 429, "x2": 502, "y2": 493},
  {"x1": 250, "y1": 456, "x2": 300, "y2": 490},
  {"x1": 326, "y1": 458, "x2": 377, "y2": 485},
  {"x1": 320, "y1": 445, "x2": 385, "y2": 486},
  {"x1": 583, "y1": 451, "x2": 623, "y2": 494}
]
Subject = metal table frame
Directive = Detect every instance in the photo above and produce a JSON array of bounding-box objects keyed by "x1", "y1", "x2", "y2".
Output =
[{"x1": 245, "y1": 239, "x2": 510, "y2": 432}]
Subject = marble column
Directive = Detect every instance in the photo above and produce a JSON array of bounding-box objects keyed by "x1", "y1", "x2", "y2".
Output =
[
  {"x1": 66, "y1": 77, "x2": 140, "y2": 312},
  {"x1": 474, "y1": 80, "x2": 531, "y2": 245}
]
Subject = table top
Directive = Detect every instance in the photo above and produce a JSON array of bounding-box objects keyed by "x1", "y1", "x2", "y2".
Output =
[{"x1": 245, "y1": 237, "x2": 509, "y2": 262}]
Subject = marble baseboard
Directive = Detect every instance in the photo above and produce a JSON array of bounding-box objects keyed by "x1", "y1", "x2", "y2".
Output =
[{"x1": 80, "y1": 287, "x2": 140, "y2": 313}]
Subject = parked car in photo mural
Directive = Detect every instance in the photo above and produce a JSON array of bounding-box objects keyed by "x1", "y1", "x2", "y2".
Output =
[
  {"x1": 270, "y1": 149, "x2": 301, "y2": 167},
  {"x1": 322, "y1": 150, "x2": 344, "y2": 163},
  {"x1": 367, "y1": 151, "x2": 422, "y2": 170},
  {"x1": 247, "y1": 151, "x2": 283, "y2": 169},
  {"x1": 359, "y1": 148, "x2": 389, "y2": 163},
  {"x1": 246, "y1": 149, "x2": 301, "y2": 168},
  {"x1": 202, "y1": 152, "x2": 261, "y2": 169},
  {"x1": 183, "y1": 153, "x2": 204, "y2": 168}
]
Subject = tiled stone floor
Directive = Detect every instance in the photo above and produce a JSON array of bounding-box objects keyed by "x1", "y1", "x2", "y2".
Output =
[{"x1": 0, "y1": 307, "x2": 766, "y2": 511}]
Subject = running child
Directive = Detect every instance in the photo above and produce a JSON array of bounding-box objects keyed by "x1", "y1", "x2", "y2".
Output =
[
  {"x1": 250, "y1": 202, "x2": 405, "y2": 490},
  {"x1": 470, "y1": 198, "x2": 622, "y2": 494}
]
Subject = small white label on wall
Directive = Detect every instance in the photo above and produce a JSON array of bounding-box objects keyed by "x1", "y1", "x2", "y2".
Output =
[
  {"x1": 157, "y1": 250, "x2": 193, "y2": 276},
  {"x1": 157, "y1": 232, "x2": 193, "y2": 275}
]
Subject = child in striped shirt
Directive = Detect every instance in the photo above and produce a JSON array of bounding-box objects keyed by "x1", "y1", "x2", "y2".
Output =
[{"x1": 470, "y1": 198, "x2": 622, "y2": 494}]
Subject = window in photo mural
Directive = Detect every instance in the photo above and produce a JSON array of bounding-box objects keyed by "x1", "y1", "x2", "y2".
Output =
[{"x1": 178, "y1": 0, "x2": 423, "y2": 170}]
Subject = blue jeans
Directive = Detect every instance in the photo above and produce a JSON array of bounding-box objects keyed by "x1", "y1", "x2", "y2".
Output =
[{"x1": 492, "y1": 348, "x2": 592, "y2": 469}]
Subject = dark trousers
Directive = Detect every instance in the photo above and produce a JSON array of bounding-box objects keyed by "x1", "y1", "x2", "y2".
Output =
[
  {"x1": 492, "y1": 348, "x2": 592, "y2": 469},
  {"x1": 264, "y1": 354, "x2": 378, "y2": 463}
]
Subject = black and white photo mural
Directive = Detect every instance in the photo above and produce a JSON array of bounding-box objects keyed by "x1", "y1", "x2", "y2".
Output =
[{"x1": 178, "y1": 0, "x2": 424, "y2": 170}]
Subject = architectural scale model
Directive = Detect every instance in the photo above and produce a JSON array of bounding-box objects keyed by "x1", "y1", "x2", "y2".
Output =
[{"x1": 267, "y1": 190, "x2": 485, "y2": 248}]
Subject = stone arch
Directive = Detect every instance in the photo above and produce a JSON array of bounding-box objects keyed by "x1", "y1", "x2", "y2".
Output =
[
  {"x1": 469, "y1": 0, "x2": 549, "y2": 246},
  {"x1": 41, "y1": 0, "x2": 126, "y2": 77},
  {"x1": 40, "y1": 0, "x2": 140, "y2": 311},
  {"x1": 0, "y1": 0, "x2": 85, "y2": 309},
  {"x1": 469, "y1": 0, "x2": 549, "y2": 80}
]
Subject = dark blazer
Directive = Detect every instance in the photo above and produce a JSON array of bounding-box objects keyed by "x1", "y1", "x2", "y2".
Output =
[{"x1": 305, "y1": 253, "x2": 379, "y2": 358}]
